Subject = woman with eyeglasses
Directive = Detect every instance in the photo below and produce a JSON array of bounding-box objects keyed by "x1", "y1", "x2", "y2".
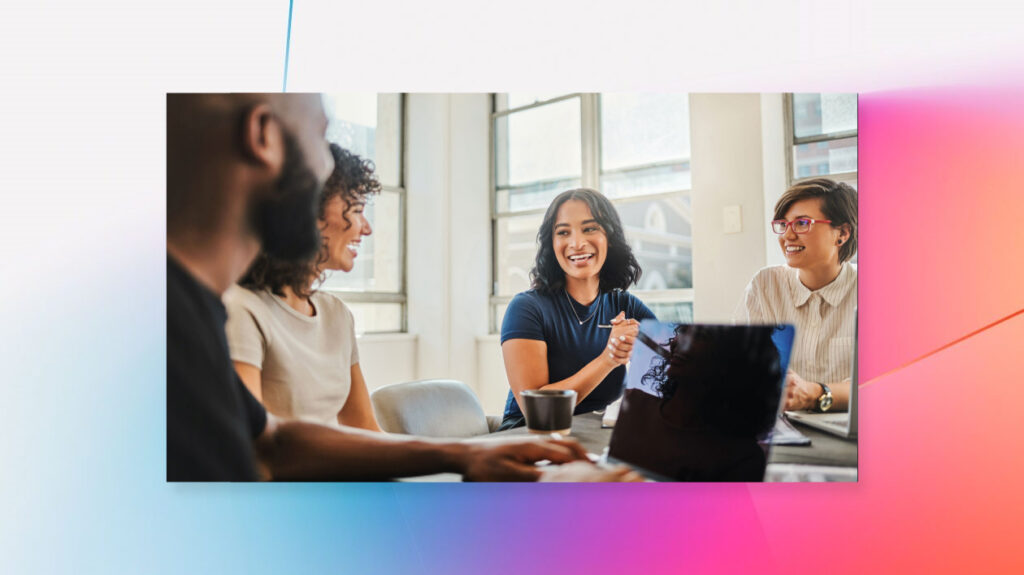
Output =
[
  {"x1": 737, "y1": 178, "x2": 858, "y2": 413},
  {"x1": 498, "y1": 189, "x2": 656, "y2": 431}
]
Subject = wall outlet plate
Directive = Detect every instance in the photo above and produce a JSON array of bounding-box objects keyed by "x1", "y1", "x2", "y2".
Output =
[{"x1": 723, "y1": 204, "x2": 742, "y2": 234}]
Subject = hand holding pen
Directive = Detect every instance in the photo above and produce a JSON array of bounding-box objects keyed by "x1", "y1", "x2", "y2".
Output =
[{"x1": 602, "y1": 311, "x2": 640, "y2": 366}]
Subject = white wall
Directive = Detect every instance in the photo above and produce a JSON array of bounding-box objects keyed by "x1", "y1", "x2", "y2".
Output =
[
  {"x1": 405, "y1": 94, "x2": 451, "y2": 380},
  {"x1": 448, "y1": 94, "x2": 494, "y2": 388},
  {"x1": 401, "y1": 93, "x2": 493, "y2": 400},
  {"x1": 760, "y1": 93, "x2": 789, "y2": 268},
  {"x1": 476, "y1": 334, "x2": 508, "y2": 414},
  {"x1": 690, "y1": 94, "x2": 769, "y2": 323},
  {"x1": 360, "y1": 93, "x2": 792, "y2": 415},
  {"x1": 357, "y1": 334, "x2": 417, "y2": 393}
]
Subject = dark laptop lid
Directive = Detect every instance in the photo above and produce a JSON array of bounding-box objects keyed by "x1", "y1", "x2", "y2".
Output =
[{"x1": 608, "y1": 321, "x2": 795, "y2": 482}]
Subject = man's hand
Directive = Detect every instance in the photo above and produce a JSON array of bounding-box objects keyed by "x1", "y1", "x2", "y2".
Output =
[
  {"x1": 784, "y1": 369, "x2": 821, "y2": 411},
  {"x1": 540, "y1": 461, "x2": 644, "y2": 482},
  {"x1": 457, "y1": 438, "x2": 589, "y2": 482}
]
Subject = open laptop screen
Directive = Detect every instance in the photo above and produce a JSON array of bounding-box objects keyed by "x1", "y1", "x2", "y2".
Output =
[{"x1": 608, "y1": 322, "x2": 795, "y2": 482}]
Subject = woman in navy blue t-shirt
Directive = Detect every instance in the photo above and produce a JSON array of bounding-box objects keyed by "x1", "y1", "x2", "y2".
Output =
[{"x1": 499, "y1": 188, "x2": 656, "y2": 430}]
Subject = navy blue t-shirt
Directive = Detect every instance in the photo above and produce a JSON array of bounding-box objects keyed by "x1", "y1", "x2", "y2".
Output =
[{"x1": 499, "y1": 289, "x2": 656, "y2": 429}]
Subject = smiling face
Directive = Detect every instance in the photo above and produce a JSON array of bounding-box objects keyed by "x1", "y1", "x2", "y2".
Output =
[
  {"x1": 778, "y1": 198, "x2": 846, "y2": 270},
  {"x1": 552, "y1": 199, "x2": 608, "y2": 285},
  {"x1": 319, "y1": 194, "x2": 372, "y2": 272}
]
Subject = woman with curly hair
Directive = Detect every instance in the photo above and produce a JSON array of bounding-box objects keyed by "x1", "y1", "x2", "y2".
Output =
[
  {"x1": 498, "y1": 189, "x2": 656, "y2": 430},
  {"x1": 223, "y1": 143, "x2": 382, "y2": 430}
]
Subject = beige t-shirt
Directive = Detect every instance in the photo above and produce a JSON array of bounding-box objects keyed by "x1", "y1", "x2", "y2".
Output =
[
  {"x1": 735, "y1": 263, "x2": 857, "y2": 385},
  {"x1": 223, "y1": 286, "x2": 360, "y2": 425}
]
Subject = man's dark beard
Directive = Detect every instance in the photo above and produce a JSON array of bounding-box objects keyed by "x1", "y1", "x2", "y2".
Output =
[{"x1": 247, "y1": 129, "x2": 322, "y2": 261}]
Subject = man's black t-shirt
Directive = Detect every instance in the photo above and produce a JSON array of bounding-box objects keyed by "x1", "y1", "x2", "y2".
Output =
[{"x1": 167, "y1": 255, "x2": 267, "y2": 481}]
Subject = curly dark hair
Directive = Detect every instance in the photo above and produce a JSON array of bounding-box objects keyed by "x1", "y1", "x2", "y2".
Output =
[
  {"x1": 240, "y1": 143, "x2": 382, "y2": 298},
  {"x1": 529, "y1": 188, "x2": 642, "y2": 293},
  {"x1": 640, "y1": 325, "x2": 783, "y2": 439}
]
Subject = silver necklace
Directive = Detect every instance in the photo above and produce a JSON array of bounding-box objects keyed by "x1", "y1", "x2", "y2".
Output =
[{"x1": 565, "y1": 289, "x2": 598, "y2": 326}]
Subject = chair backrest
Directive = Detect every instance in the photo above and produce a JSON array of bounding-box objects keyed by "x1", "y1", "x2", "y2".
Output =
[{"x1": 370, "y1": 379, "x2": 491, "y2": 438}]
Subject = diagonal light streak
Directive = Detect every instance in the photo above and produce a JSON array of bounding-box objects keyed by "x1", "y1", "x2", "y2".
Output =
[
  {"x1": 282, "y1": 0, "x2": 294, "y2": 92},
  {"x1": 860, "y1": 306, "x2": 1024, "y2": 388}
]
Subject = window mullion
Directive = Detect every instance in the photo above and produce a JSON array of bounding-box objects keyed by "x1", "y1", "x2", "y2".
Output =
[
  {"x1": 784, "y1": 93, "x2": 796, "y2": 187},
  {"x1": 580, "y1": 93, "x2": 600, "y2": 189}
]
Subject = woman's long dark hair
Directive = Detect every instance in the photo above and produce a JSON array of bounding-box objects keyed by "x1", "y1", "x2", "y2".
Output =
[
  {"x1": 529, "y1": 188, "x2": 642, "y2": 293},
  {"x1": 240, "y1": 143, "x2": 381, "y2": 299}
]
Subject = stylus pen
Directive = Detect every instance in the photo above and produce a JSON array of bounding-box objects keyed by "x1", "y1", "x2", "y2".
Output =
[
  {"x1": 636, "y1": 331, "x2": 672, "y2": 360},
  {"x1": 598, "y1": 320, "x2": 637, "y2": 328}
]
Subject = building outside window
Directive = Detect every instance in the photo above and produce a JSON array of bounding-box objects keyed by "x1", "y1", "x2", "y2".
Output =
[{"x1": 788, "y1": 93, "x2": 858, "y2": 188}]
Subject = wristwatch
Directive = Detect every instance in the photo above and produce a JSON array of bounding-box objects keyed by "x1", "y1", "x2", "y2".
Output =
[{"x1": 814, "y1": 383, "x2": 833, "y2": 412}]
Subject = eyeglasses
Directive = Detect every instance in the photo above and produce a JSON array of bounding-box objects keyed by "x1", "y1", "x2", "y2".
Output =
[{"x1": 771, "y1": 218, "x2": 832, "y2": 235}]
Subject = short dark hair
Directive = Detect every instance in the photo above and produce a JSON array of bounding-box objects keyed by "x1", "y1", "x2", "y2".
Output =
[
  {"x1": 641, "y1": 325, "x2": 783, "y2": 439},
  {"x1": 529, "y1": 188, "x2": 642, "y2": 293},
  {"x1": 240, "y1": 143, "x2": 381, "y2": 298},
  {"x1": 773, "y1": 178, "x2": 858, "y2": 263}
]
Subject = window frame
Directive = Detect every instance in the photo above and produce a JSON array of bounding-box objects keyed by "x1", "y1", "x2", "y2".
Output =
[
  {"x1": 783, "y1": 93, "x2": 859, "y2": 267},
  {"x1": 489, "y1": 93, "x2": 695, "y2": 332},
  {"x1": 784, "y1": 93, "x2": 859, "y2": 188},
  {"x1": 319, "y1": 94, "x2": 408, "y2": 334}
]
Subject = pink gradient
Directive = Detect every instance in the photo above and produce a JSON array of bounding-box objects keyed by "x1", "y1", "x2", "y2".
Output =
[
  {"x1": 470, "y1": 87, "x2": 1024, "y2": 575},
  {"x1": 748, "y1": 312, "x2": 1024, "y2": 575},
  {"x1": 858, "y1": 88, "x2": 1024, "y2": 381}
]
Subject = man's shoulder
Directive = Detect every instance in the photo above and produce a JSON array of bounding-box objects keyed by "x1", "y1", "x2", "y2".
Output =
[{"x1": 167, "y1": 255, "x2": 218, "y2": 332}]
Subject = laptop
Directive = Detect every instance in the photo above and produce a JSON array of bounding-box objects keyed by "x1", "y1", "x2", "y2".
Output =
[
  {"x1": 784, "y1": 316, "x2": 858, "y2": 439},
  {"x1": 605, "y1": 321, "x2": 794, "y2": 482}
]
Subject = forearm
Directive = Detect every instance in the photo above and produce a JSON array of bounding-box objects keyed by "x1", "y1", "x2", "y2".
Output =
[
  {"x1": 797, "y1": 379, "x2": 851, "y2": 412},
  {"x1": 257, "y1": 420, "x2": 466, "y2": 481},
  {"x1": 340, "y1": 364, "x2": 383, "y2": 432},
  {"x1": 339, "y1": 413, "x2": 383, "y2": 432},
  {"x1": 540, "y1": 355, "x2": 617, "y2": 404},
  {"x1": 337, "y1": 402, "x2": 383, "y2": 432},
  {"x1": 829, "y1": 380, "x2": 851, "y2": 412}
]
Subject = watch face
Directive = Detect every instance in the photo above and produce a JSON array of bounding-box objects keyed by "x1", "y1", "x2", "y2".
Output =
[{"x1": 820, "y1": 395, "x2": 834, "y2": 412}]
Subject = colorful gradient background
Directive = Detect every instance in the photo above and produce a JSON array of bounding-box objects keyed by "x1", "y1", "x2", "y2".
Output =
[{"x1": 3, "y1": 2, "x2": 1024, "y2": 574}]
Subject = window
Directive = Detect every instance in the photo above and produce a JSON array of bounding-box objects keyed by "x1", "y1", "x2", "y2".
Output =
[
  {"x1": 787, "y1": 93, "x2": 858, "y2": 188},
  {"x1": 786, "y1": 93, "x2": 858, "y2": 266},
  {"x1": 491, "y1": 93, "x2": 694, "y2": 331},
  {"x1": 320, "y1": 93, "x2": 405, "y2": 333}
]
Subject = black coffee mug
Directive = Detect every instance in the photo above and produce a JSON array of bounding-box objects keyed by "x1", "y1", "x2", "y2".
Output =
[{"x1": 521, "y1": 389, "x2": 577, "y2": 434}]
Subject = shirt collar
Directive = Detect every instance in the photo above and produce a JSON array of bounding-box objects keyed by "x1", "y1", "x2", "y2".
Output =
[{"x1": 790, "y1": 262, "x2": 855, "y2": 308}]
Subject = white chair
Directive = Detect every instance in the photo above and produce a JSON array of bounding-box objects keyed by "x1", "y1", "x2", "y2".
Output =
[{"x1": 370, "y1": 379, "x2": 502, "y2": 438}]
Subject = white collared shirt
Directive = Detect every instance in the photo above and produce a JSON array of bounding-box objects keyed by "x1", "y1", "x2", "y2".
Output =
[{"x1": 735, "y1": 263, "x2": 857, "y2": 384}]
